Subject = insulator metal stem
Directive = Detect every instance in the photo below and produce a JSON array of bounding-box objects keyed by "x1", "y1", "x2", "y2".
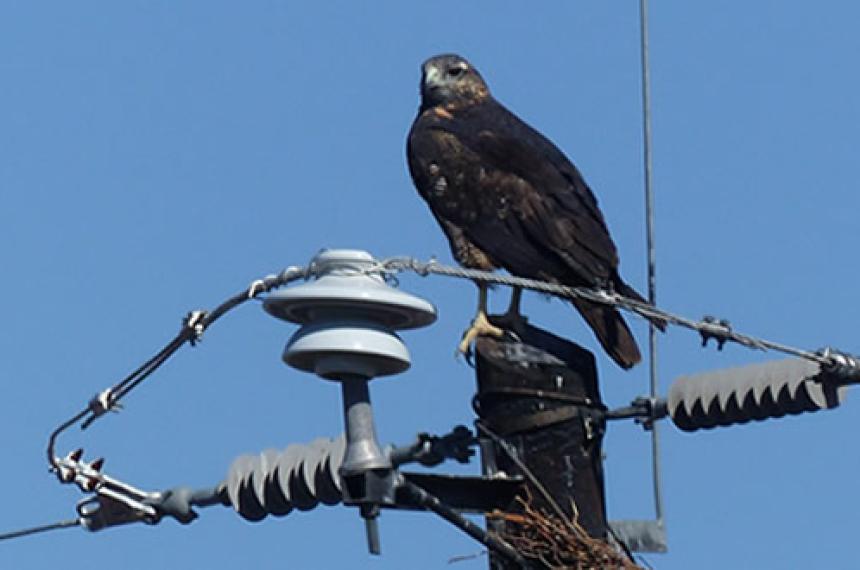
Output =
[{"x1": 339, "y1": 375, "x2": 391, "y2": 475}]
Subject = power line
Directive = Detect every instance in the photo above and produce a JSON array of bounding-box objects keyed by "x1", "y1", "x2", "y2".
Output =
[
  {"x1": 21, "y1": 249, "x2": 860, "y2": 552},
  {"x1": 46, "y1": 266, "x2": 308, "y2": 471},
  {"x1": 44, "y1": 252, "x2": 859, "y2": 478},
  {"x1": 372, "y1": 256, "x2": 850, "y2": 370},
  {"x1": 0, "y1": 519, "x2": 80, "y2": 541}
]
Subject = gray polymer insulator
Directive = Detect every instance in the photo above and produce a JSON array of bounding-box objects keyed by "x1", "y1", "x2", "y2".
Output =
[
  {"x1": 225, "y1": 435, "x2": 346, "y2": 521},
  {"x1": 667, "y1": 358, "x2": 846, "y2": 432}
]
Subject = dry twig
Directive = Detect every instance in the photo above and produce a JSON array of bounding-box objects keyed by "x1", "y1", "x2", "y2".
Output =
[{"x1": 487, "y1": 492, "x2": 643, "y2": 570}]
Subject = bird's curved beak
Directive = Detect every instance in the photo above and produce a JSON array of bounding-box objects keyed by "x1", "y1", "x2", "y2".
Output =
[
  {"x1": 422, "y1": 63, "x2": 442, "y2": 91},
  {"x1": 421, "y1": 63, "x2": 444, "y2": 93}
]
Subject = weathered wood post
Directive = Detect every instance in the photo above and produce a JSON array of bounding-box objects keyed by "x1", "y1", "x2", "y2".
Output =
[{"x1": 475, "y1": 315, "x2": 611, "y2": 568}]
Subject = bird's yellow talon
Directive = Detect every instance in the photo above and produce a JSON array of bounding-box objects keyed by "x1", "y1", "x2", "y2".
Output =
[{"x1": 457, "y1": 311, "x2": 505, "y2": 356}]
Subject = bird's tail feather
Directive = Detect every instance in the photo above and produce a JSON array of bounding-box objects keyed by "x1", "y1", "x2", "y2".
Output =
[
  {"x1": 613, "y1": 280, "x2": 667, "y2": 332},
  {"x1": 571, "y1": 299, "x2": 642, "y2": 370}
]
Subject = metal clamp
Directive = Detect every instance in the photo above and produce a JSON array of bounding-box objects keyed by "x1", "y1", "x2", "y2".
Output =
[
  {"x1": 388, "y1": 426, "x2": 475, "y2": 467},
  {"x1": 54, "y1": 449, "x2": 160, "y2": 531},
  {"x1": 53, "y1": 448, "x2": 222, "y2": 531},
  {"x1": 606, "y1": 396, "x2": 668, "y2": 431}
]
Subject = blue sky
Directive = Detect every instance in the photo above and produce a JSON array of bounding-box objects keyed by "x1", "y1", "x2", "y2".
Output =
[{"x1": 1, "y1": 2, "x2": 858, "y2": 568}]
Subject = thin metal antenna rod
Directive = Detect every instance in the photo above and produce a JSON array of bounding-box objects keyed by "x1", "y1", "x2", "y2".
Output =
[{"x1": 639, "y1": 0, "x2": 664, "y2": 524}]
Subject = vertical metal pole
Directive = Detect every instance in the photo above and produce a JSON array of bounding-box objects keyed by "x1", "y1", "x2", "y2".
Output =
[{"x1": 639, "y1": 0, "x2": 664, "y2": 524}]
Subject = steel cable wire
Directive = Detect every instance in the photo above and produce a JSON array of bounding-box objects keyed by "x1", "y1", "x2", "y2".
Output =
[
  {"x1": 0, "y1": 519, "x2": 80, "y2": 541},
  {"x1": 372, "y1": 256, "x2": 841, "y2": 368},
  {"x1": 46, "y1": 266, "x2": 307, "y2": 470}
]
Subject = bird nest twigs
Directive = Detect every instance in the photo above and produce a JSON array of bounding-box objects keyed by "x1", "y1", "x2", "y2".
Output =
[{"x1": 488, "y1": 492, "x2": 643, "y2": 570}]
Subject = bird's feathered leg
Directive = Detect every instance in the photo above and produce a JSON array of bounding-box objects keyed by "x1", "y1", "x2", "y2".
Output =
[
  {"x1": 457, "y1": 282, "x2": 505, "y2": 359},
  {"x1": 483, "y1": 285, "x2": 527, "y2": 338},
  {"x1": 500, "y1": 286, "x2": 525, "y2": 327}
]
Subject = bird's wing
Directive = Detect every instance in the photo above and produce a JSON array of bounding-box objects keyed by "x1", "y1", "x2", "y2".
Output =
[
  {"x1": 407, "y1": 100, "x2": 647, "y2": 368},
  {"x1": 443, "y1": 100, "x2": 621, "y2": 286}
]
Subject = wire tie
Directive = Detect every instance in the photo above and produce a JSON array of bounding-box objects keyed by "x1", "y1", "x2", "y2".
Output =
[
  {"x1": 183, "y1": 310, "x2": 208, "y2": 346},
  {"x1": 415, "y1": 258, "x2": 434, "y2": 276},
  {"x1": 247, "y1": 279, "x2": 266, "y2": 299},
  {"x1": 81, "y1": 388, "x2": 120, "y2": 429},
  {"x1": 699, "y1": 315, "x2": 731, "y2": 350}
]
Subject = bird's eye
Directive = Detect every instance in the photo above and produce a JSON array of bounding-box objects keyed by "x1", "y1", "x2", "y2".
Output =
[{"x1": 448, "y1": 66, "x2": 466, "y2": 78}]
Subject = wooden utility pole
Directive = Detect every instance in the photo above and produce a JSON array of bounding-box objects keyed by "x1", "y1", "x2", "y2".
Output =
[{"x1": 475, "y1": 316, "x2": 619, "y2": 568}]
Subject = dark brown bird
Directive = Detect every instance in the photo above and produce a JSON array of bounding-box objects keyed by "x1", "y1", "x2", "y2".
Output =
[{"x1": 406, "y1": 54, "x2": 658, "y2": 369}]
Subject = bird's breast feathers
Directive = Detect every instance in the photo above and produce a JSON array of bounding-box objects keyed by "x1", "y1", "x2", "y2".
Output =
[{"x1": 410, "y1": 107, "x2": 523, "y2": 219}]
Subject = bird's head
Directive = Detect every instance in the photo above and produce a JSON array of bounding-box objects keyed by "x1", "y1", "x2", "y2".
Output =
[{"x1": 420, "y1": 54, "x2": 489, "y2": 110}]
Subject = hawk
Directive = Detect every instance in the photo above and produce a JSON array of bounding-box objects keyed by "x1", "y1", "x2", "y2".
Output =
[{"x1": 406, "y1": 54, "x2": 659, "y2": 369}]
